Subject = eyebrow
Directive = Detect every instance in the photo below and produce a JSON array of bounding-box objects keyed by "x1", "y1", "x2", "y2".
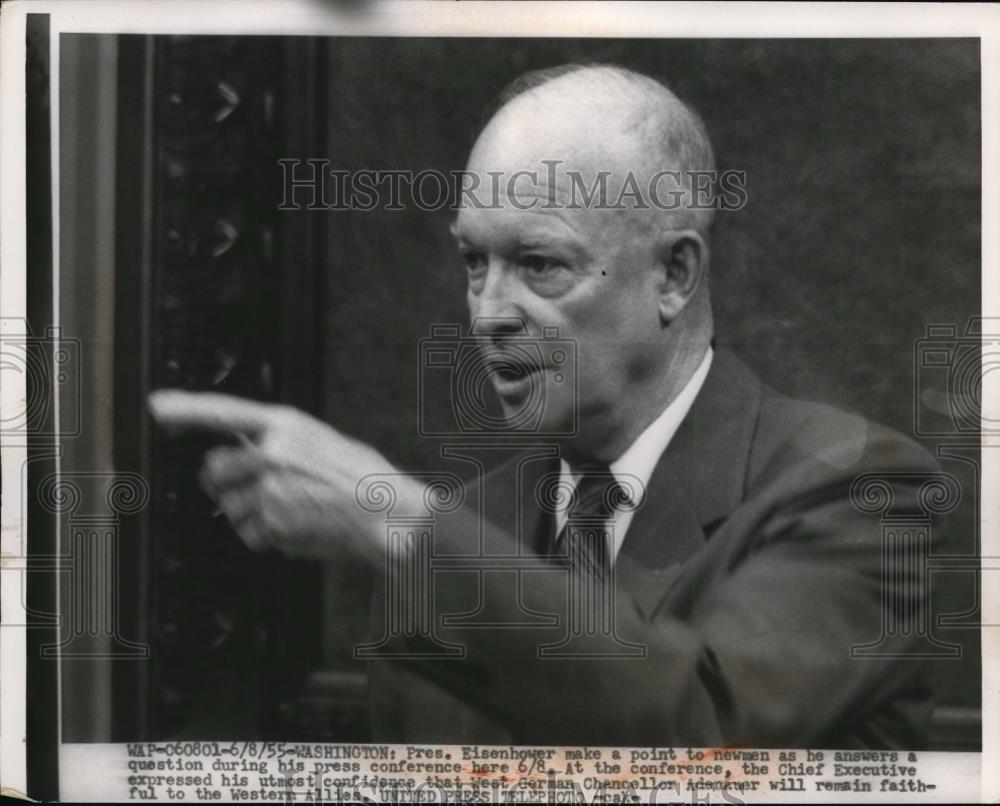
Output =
[
  {"x1": 449, "y1": 212, "x2": 587, "y2": 258},
  {"x1": 449, "y1": 235, "x2": 567, "y2": 257}
]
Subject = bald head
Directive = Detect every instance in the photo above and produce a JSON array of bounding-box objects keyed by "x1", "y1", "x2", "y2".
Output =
[{"x1": 470, "y1": 64, "x2": 717, "y2": 237}]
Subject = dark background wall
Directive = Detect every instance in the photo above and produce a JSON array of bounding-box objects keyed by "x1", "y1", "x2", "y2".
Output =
[{"x1": 318, "y1": 39, "x2": 981, "y2": 714}]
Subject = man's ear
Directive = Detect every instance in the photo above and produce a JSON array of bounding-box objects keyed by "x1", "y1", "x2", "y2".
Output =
[{"x1": 655, "y1": 230, "x2": 707, "y2": 323}]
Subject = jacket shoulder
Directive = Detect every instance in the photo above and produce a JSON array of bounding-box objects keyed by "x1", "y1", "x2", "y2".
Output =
[{"x1": 747, "y1": 387, "x2": 939, "y2": 497}]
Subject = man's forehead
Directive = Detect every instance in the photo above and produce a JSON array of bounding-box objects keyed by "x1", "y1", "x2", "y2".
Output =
[
  {"x1": 450, "y1": 205, "x2": 581, "y2": 244},
  {"x1": 452, "y1": 79, "x2": 683, "y2": 239},
  {"x1": 474, "y1": 77, "x2": 652, "y2": 162},
  {"x1": 468, "y1": 113, "x2": 636, "y2": 181},
  {"x1": 452, "y1": 155, "x2": 664, "y2": 240},
  {"x1": 463, "y1": 111, "x2": 669, "y2": 222}
]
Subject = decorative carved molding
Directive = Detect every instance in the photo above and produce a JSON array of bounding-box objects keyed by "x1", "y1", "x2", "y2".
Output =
[
  {"x1": 148, "y1": 35, "x2": 283, "y2": 734},
  {"x1": 114, "y1": 34, "x2": 330, "y2": 739}
]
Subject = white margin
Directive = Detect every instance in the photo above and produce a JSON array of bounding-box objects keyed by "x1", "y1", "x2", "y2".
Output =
[{"x1": 0, "y1": 1, "x2": 30, "y2": 799}]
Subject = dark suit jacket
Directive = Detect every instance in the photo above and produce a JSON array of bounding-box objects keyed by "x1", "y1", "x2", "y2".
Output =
[{"x1": 367, "y1": 349, "x2": 939, "y2": 748}]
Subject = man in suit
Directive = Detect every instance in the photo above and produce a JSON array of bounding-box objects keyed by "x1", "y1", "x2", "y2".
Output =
[{"x1": 150, "y1": 64, "x2": 939, "y2": 748}]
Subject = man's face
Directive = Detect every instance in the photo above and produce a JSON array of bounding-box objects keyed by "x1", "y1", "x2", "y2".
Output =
[{"x1": 451, "y1": 152, "x2": 667, "y2": 451}]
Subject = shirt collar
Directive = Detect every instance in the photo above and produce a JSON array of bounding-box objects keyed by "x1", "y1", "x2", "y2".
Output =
[{"x1": 560, "y1": 346, "x2": 714, "y2": 496}]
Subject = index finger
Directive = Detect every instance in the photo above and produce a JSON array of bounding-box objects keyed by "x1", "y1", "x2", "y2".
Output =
[{"x1": 148, "y1": 390, "x2": 275, "y2": 437}]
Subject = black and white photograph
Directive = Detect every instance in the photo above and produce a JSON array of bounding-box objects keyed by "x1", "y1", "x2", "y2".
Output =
[{"x1": 1, "y1": 1, "x2": 997, "y2": 802}]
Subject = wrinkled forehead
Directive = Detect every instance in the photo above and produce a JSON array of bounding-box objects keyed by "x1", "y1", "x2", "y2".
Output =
[{"x1": 449, "y1": 182, "x2": 647, "y2": 259}]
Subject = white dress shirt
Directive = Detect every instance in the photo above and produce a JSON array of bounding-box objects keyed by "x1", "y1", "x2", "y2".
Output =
[{"x1": 555, "y1": 347, "x2": 713, "y2": 564}]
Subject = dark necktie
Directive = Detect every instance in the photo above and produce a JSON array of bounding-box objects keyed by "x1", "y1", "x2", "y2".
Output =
[{"x1": 553, "y1": 466, "x2": 626, "y2": 576}]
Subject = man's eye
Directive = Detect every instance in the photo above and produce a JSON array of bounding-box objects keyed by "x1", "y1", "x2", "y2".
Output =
[
  {"x1": 520, "y1": 255, "x2": 562, "y2": 275},
  {"x1": 463, "y1": 252, "x2": 487, "y2": 274}
]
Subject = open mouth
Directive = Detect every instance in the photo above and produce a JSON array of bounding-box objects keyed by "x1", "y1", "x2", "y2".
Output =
[
  {"x1": 494, "y1": 359, "x2": 537, "y2": 381},
  {"x1": 487, "y1": 354, "x2": 545, "y2": 398}
]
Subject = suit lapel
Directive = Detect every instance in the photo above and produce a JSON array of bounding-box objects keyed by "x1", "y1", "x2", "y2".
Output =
[
  {"x1": 618, "y1": 348, "x2": 763, "y2": 571},
  {"x1": 618, "y1": 457, "x2": 705, "y2": 568}
]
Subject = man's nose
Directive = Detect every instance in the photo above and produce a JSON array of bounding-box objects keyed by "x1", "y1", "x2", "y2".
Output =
[
  {"x1": 469, "y1": 315, "x2": 528, "y2": 340},
  {"x1": 468, "y1": 265, "x2": 530, "y2": 336}
]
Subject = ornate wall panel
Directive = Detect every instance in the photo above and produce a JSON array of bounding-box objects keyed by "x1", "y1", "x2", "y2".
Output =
[{"x1": 114, "y1": 35, "x2": 327, "y2": 739}]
